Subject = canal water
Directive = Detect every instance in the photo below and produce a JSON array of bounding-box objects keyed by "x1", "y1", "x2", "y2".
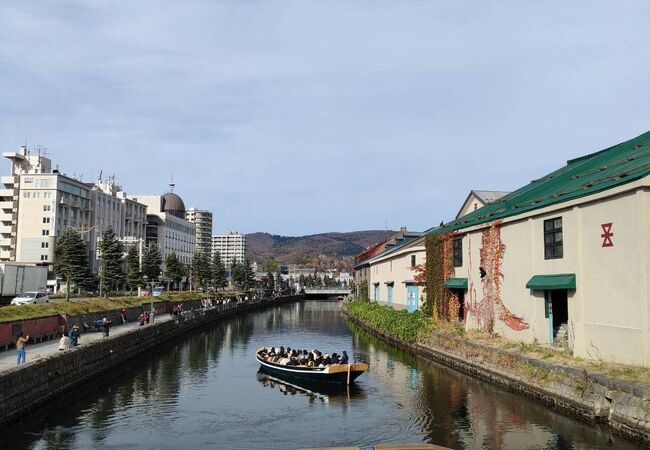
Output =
[{"x1": 4, "y1": 300, "x2": 644, "y2": 450}]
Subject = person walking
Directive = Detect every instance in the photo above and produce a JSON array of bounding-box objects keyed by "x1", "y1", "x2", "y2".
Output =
[
  {"x1": 69, "y1": 325, "x2": 81, "y2": 347},
  {"x1": 58, "y1": 332, "x2": 70, "y2": 351},
  {"x1": 16, "y1": 332, "x2": 29, "y2": 365},
  {"x1": 120, "y1": 308, "x2": 127, "y2": 324},
  {"x1": 101, "y1": 318, "x2": 111, "y2": 338}
]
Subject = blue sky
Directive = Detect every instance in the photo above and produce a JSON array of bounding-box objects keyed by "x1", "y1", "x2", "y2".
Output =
[{"x1": 1, "y1": 1, "x2": 649, "y2": 235}]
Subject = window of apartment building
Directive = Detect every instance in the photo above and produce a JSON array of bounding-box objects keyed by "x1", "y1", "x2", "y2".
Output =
[
  {"x1": 42, "y1": 217, "x2": 50, "y2": 224},
  {"x1": 410, "y1": 255, "x2": 416, "y2": 268},
  {"x1": 43, "y1": 205, "x2": 51, "y2": 212},
  {"x1": 40, "y1": 254, "x2": 48, "y2": 261},
  {"x1": 41, "y1": 242, "x2": 49, "y2": 248},
  {"x1": 544, "y1": 217, "x2": 563, "y2": 259},
  {"x1": 453, "y1": 238, "x2": 463, "y2": 267},
  {"x1": 42, "y1": 230, "x2": 49, "y2": 236},
  {"x1": 23, "y1": 192, "x2": 31, "y2": 199}
]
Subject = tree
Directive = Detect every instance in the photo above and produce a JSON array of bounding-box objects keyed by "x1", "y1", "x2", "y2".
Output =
[
  {"x1": 126, "y1": 245, "x2": 142, "y2": 295},
  {"x1": 266, "y1": 271, "x2": 275, "y2": 290},
  {"x1": 165, "y1": 252, "x2": 185, "y2": 291},
  {"x1": 211, "y1": 252, "x2": 228, "y2": 291},
  {"x1": 230, "y1": 258, "x2": 242, "y2": 288},
  {"x1": 142, "y1": 243, "x2": 162, "y2": 283},
  {"x1": 240, "y1": 259, "x2": 256, "y2": 291},
  {"x1": 191, "y1": 251, "x2": 212, "y2": 291},
  {"x1": 54, "y1": 228, "x2": 90, "y2": 300},
  {"x1": 97, "y1": 227, "x2": 125, "y2": 296}
]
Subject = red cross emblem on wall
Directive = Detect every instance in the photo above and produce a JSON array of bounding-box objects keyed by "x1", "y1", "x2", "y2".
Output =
[{"x1": 601, "y1": 223, "x2": 614, "y2": 247}]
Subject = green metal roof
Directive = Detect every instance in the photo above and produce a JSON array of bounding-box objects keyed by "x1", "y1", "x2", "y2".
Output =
[
  {"x1": 443, "y1": 278, "x2": 468, "y2": 289},
  {"x1": 526, "y1": 274, "x2": 576, "y2": 290},
  {"x1": 429, "y1": 130, "x2": 650, "y2": 234}
]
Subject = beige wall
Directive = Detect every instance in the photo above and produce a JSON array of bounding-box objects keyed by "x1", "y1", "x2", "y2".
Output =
[
  {"x1": 369, "y1": 243, "x2": 425, "y2": 310},
  {"x1": 453, "y1": 183, "x2": 650, "y2": 366}
]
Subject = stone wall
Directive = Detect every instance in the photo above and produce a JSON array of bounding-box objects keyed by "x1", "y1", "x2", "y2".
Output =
[
  {"x1": 0, "y1": 295, "x2": 304, "y2": 426},
  {"x1": 344, "y1": 310, "x2": 650, "y2": 445}
]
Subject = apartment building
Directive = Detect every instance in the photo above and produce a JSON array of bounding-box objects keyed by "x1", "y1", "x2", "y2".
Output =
[
  {"x1": 1, "y1": 146, "x2": 147, "y2": 270},
  {"x1": 212, "y1": 231, "x2": 246, "y2": 267},
  {"x1": 185, "y1": 208, "x2": 213, "y2": 255}
]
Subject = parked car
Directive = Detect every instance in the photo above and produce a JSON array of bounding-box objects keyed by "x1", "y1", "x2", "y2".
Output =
[
  {"x1": 152, "y1": 287, "x2": 166, "y2": 297},
  {"x1": 11, "y1": 291, "x2": 50, "y2": 305}
]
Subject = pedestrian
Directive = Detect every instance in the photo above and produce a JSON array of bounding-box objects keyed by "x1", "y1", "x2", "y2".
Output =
[
  {"x1": 16, "y1": 332, "x2": 29, "y2": 365},
  {"x1": 58, "y1": 332, "x2": 70, "y2": 351},
  {"x1": 120, "y1": 308, "x2": 127, "y2": 324},
  {"x1": 102, "y1": 318, "x2": 111, "y2": 337},
  {"x1": 69, "y1": 325, "x2": 81, "y2": 347},
  {"x1": 138, "y1": 313, "x2": 145, "y2": 326},
  {"x1": 144, "y1": 311, "x2": 150, "y2": 325}
]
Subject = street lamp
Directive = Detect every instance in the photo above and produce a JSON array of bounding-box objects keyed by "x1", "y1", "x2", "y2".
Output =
[{"x1": 142, "y1": 272, "x2": 163, "y2": 323}]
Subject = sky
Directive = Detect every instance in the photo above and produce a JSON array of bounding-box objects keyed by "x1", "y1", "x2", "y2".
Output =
[{"x1": 1, "y1": 1, "x2": 649, "y2": 236}]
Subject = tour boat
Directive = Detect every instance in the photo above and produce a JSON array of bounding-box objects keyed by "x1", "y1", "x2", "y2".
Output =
[{"x1": 255, "y1": 348, "x2": 369, "y2": 385}]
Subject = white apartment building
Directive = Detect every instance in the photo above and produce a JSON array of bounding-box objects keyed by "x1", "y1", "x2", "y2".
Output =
[
  {"x1": 90, "y1": 179, "x2": 147, "y2": 272},
  {"x1": 130, "y1": 190, "x2": 195, "y2": 267},
  {"x1": 185, "y1": 208, "x2": 213, "y2": 256},
  {"x1": 212, "y1": 231, "x2": 246, "y2": 267},
  {"x1": 1, "y1": 146, "x2": 147, "y2": 270}
]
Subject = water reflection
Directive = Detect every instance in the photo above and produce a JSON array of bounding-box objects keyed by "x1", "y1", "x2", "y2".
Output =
[
  {"x1": 256, "y1": 372, "x2": 367, "y2": 405},
  {"x1": 2, "y1": 300, "x2": 644, "y2": 450}
]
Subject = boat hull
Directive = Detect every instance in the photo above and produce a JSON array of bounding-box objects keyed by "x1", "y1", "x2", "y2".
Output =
[{"x1": 256, "y1": 355, "x2": 367, "y2": 385}]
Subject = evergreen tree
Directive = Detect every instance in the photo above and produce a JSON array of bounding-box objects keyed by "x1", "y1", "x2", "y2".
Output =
[
  {"x1": 230, "y1": 258, "x2": 241, "y2": 288},
  {"x1": 142, "y1": 243, "x2": 162, "y2": 284},
  {"x1": 266, "y1": 271, "x2": 275, "y2": 290},
  {"x1": 191, "y1": 251, "x2": 212, "y2": 291},
  {"x1": 98, "y1": 227, "x2": 125, "y2": 296},
  {"x1": 126, "y1": 245, "x2": 142, "y2": 294},
  {"x1": 211, "y1": 252, "x2": 228, "y2": 291},
  {"x1": 240, "y1": 259, "x2": 256, "y2": 291},
  {"x1": 55, "y1": 228, "x2": 90, "y2": 300},
  {"x1": 165, "y1": 252, "x2": 185, "y2": 291}
]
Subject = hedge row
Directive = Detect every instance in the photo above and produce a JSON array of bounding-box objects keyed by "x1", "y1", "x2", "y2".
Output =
[{"x1": 344, "y1": 300, "x2": 434, "y2": 343}]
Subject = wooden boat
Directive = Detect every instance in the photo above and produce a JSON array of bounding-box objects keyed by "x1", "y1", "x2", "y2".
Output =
[{"x1": 256, "y1": 348, "x2": 369, "y2": 385}]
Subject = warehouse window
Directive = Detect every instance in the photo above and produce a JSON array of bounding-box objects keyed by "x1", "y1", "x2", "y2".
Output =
[
  {"x1": 453, "y1": 238, "x2": 463, "y2": 267},
  {"x1": 544, "y1": 217, "x2": 563, "y2": 259}
]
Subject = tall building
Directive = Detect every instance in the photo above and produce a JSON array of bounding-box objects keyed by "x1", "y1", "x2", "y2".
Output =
[
  {"x1": 212, "y1": 231, "x2": 246, "y2": 268},
  {"x1": 90, "y1": 178, "x2": 147, "y2": 272},
  {"x1": 185, "y1": 208, "x2": 213, "y2": 256},
  {"x1": 130, "y1": 188, "x2": 195, "y2": 267},
  {"x1": 0, "y1": 146, "x2": 147, "y2": 269}
]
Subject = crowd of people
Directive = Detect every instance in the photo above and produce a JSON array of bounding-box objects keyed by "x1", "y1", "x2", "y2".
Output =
[{"x1": 259, "y1": 346, "x2": 349, "y2": 367}]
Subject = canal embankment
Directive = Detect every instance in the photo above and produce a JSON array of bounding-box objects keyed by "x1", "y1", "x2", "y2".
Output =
[
  {"x1": 0, "y1": 295, "x2": 304, "y2": 426},
  {"x1": 343, "y1": 302, "x2": 650, "y2": 444}
]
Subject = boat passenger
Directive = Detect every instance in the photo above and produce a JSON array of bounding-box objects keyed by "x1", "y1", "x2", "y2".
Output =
[
  {"x1": 322, "y1": 354, "x2": 332, "y2": 365},
  {"x1": 340, "y1": 351, "x2": 349, "y2": 364}
]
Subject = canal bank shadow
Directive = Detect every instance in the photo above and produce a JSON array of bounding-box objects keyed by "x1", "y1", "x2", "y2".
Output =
[{"x1": 256, "y1": 371, "x2": 367, "y2": 405}]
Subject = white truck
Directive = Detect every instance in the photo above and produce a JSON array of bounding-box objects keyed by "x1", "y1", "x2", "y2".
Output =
[{"x1": 0, "y1": 264, "x2": 48, "y2": 304}]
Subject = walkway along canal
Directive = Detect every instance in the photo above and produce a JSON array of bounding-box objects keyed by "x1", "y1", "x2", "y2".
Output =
[{"x1": 1, "y1": 299, "x2": 647, "y2": 449}]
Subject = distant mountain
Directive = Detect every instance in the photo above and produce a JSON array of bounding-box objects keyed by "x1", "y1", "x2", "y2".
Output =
[{"x1": 246, "y1": 230, "x2": 397, "y2": 270}]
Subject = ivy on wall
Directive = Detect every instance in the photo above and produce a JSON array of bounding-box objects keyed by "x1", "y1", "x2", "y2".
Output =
[
  {"x1": 424, "y1": 221, "x2": 529, "y2": 331},
  {"x1": 424, "y1": 232, "x2": 454, "y2": 321}
]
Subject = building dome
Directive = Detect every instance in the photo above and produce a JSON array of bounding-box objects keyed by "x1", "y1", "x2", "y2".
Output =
[{"x1": 161, "y1": 192, "x2": 186, "y2": 219}]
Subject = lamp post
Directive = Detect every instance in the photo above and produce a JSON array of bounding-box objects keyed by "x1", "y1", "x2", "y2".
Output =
[{"x1": 142, "y1": 274, "x2": 162, "y2": 324}]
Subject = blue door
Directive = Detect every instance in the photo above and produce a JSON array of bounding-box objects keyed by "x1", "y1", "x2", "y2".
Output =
[
  {"x1": 374, "y1": 284, "x2": 379, "y2": 302},
  {"x1": 407, "y1": 285, "x2": 419, "y2": 312},
  {"x1": 387, "y1": 284, "x2": 393, "y2": 307}
]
